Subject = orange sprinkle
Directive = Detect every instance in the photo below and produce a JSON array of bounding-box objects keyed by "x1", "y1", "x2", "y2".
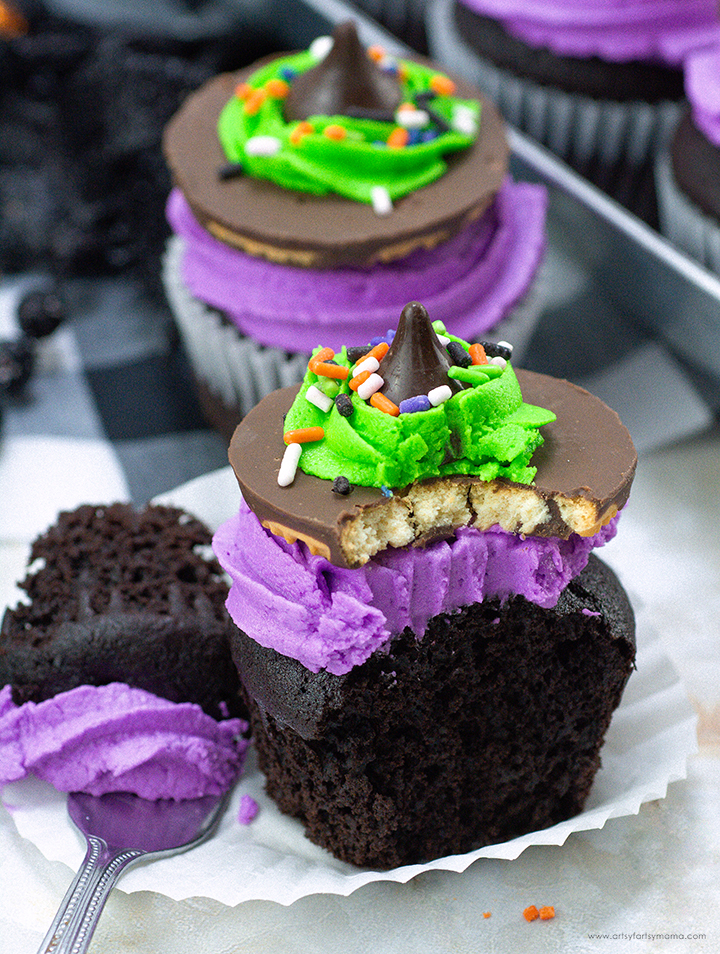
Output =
[
  {"x1": 308, "y1": 347, "x2": 334, "y2": 372},
  {"x1": 290, "y1": 121, "x2": 314, "y2": 145},
  {"x1": 284, "y1": 426, "x2": 325, "y2": 445},
  {"x1": 265, "y1": 78, "x2": 290, "y2": 98},
  {"x1": 370, "y1": 392, "x2": 400, "y2": 416},
  {"x1": 430, "y1": 73, "x2": 456, "y2": 96},
  {"x1": 349, "y1": 369, "x2": 371, "y2": 392},
  {"x1": 523, "y1": 906, "x2": 539, "y2": 922},
  {"x1": 539, "y1": 907, "x2": 555, "y2": 921},
  {"x1": 482, "y1": 912, "x2": 491, "y2": 919},
  {"x1": 387, "y1": 126, "x2": 409, "y2": 149},
  {"x1": 234, "y1": 82, "x2": 253, "y2": 100},
  {"x1": 314, "y1": 362, "x2": 349, "y2": 380},
  {"x1": 367, "y1": 45, "x2": 385, "y2": 62},
  {"x1": 243, "y1": 88, "x2": 267, "y2": 115},
  {"x1": 366, "y1": 341, "x2": 390, "y2": 362},
  {"x1": 469, "y1": 343, "x2": 488, "y2": 365},
  {"x1": 398, "y1": 64, "x2": 409, "y2": 83},
  {"x1": 324, "y1": 124, "x2": 347, "y2": 141},
  {"x1": 397, "y1": 101, "x2": 416, "y2": 113}
]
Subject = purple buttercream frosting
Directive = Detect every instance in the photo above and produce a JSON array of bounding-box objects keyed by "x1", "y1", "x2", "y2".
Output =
[
  {"x1": 213, "y1": 501, "x2": 619, "y2": 676},
  {"x1": 166, "y1": 178, "x2": 546, "y2": 354},
  {"x1": 685, "y1": 45, "x2": 720, "y2": 147},
  {"x1": 459, "y1": 0, "x2": 720, "y2": 65},
  {"x1": 0, "y1": 683, "x2": 248, "y2": 800}
]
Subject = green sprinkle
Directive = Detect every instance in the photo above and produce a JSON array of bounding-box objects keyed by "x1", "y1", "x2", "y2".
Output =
[
  {"x1": 317, "y1": 377, "x2": 341, "y2": 398},
  {"x1": 432, "y1": 319, "x2": 447, "y2": 335},
  {"x1": 448, "y1": 366, "x2": 488, "y2": 385}
]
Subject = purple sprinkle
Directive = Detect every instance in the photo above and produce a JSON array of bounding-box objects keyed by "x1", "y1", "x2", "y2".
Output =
[
  {"x1": 381, "y1": 485, "x2": 393, "y2": 497},
  {"x1": 280, "y1": 67, "x2": 296, "y2": 81},
  {"x1": 369, "y1": 329, "x2": 395, "y2": 347},
  {"x1": 407, "y1": 129, "x2": 423, "y2": 145},
  {"x1": 399, "y1": 394, "x2": 432, "y2": 414},
  {"x1": 218, "y1": 700, "x2": 230, "y2": 718},
  {"x1": 421, "y1": 129, "x2": 439, "y2": 142},
  {"x1": 492, "y1": 618, "x2": 500, "y2": 625},
  {"x1": 582, "y1": 608, "x2": 602, "y2": 617},
  {"x1": 237, "y1": 794, "x2": 259, "y2": 825}
]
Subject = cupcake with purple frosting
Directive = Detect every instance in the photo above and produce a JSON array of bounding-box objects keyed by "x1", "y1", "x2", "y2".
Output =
[
  {"x1": 162, "y1": 21, "x2": 547, "y2": 440},
  {"x1": 426, "y1": 0, "x2": 720, "y2": 173},
  {"x1": 656, "y1": 42, "x2": 720, "y2": 272},
  {"x1": 213, "y1": 300, "x2": 638, "y2": 869}
]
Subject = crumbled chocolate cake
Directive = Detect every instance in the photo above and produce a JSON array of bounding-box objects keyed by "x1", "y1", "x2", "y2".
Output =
[
  {"x1": 0, "y1": 502, "x2": 242, "y2": 719},
  {"x1": 232, "y1": 554, "x2": 635, "y2": 869}
]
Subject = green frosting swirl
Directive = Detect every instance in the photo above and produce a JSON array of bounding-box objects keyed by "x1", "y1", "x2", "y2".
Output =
[
  {"x1": 283, "y1": 328, "x2": 556, "y2": 490},
  {"x1": 217, "y1": 48, "x2": 479, "y2": 205}
]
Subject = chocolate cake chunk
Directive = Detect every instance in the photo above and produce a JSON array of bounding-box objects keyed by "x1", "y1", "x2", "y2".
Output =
[
  {"x1": 231, "y1": 554, "x2": 635, "y2": 869},
  {"x1": 0, "y1": 503, "x2": 242, "y2": 719}
]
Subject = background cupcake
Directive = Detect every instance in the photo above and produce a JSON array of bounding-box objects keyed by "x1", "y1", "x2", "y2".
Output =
[
  {"x1": 162, "y1": 21, "x2": 548, "y2": 440},
  {"x1": 656, "y1": 42, "x2": 720, "y2": 272},
  {"x1": 426, "y1": 0, "x2": 720, "y2": 221}
]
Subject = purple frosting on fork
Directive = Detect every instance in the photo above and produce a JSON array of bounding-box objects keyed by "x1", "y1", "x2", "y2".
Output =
[
  {"x1": 214, "y1": 501, "x2": 619, "y2": 676},
  {"x1": 0, "y1": 683, "x2": 248, "y2": 800}
]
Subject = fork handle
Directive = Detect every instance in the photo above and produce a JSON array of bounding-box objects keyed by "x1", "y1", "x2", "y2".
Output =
[{"x1": 37, "y1": 836, "x2": 145, "y2": 954}]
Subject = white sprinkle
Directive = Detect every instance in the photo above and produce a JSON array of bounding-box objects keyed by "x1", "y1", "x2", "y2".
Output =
[
  {"x1": 371, "y1": 185, "x2": 393, "y2": 216},
  {"x1": 352, "y1": 356, "x2": 380, "y2": 377},
  {"x1": 309, "y1": 35, "x2": 333, "y2": 60},
  {"x1": 436, "y1": 334, "x2": 451, "y2": 346},
  {"x1": 452, "y1": 105, "x2": 478, "y2": 136},
  {"x1": 489, "y1": 356, "x2": 507, "y2": 369},
  {"x1": 278, "y1": 442, "x2": 302, "y2": 487},
  {"x1": 496, "y1": 340, "x2": 514, "y2": 354},
  {"x1": 396, "y1": 107, "x2": 429, "y2": 129},
  {"x1": 305, "y1": 384, "x2": 333, "y2": 413},
  {"x1": 428, "y1": 384, "x2": 452, "y2": 406},
  {"x1": 357, "y1": 373, "x2": 384, "y2": 400},
  {"x1": 244, "y1": 135, "x2": 282, "y2": 157}
]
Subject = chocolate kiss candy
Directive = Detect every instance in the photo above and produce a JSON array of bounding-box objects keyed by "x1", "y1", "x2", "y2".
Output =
[
  {"x1": 284, "y1": 20, "x2": 402, "y2": 123},
  {"x1": 378, "y1": 302, "x2": 465, "y2": 406}
]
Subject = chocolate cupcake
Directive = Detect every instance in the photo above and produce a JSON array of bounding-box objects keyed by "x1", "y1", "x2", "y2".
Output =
[
  {"x1": 213, "y1": 301, "x2": 637, "y2": 869},
  {"x1": 162, "y1": 21, "x2": 548, "y2": 440},
  {"x1": 656, "y1": 43, "x2": 720, "y2": 272},
  {"x1": 426, "y1": 0, "x2": 720, "y2": 202}
]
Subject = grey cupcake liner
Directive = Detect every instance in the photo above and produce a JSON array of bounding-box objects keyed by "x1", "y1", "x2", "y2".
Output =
[
  {"x1": 162, "y1": 235, "x2": 547, "y2": 422},
  {"x1": 426, "y1": 0, "x2": 681, "y2": 168},
  {"x1": 655, "y1": 152, "x2": 720, "y2": 274}
]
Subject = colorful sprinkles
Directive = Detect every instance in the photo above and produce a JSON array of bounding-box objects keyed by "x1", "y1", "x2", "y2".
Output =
[
  {"x1": 220, "y1": 35, "x2": 479, "y2": 216},
  {"x1": 278, "y1": 327, "x2": 516, "y2": 487}
]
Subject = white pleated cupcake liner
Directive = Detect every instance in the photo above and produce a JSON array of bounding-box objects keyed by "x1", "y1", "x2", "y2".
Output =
[
  {"x1": 426, "y1": 0, "x2": 682, "y2": 169},
  {"x1": 655, "y1": 152, "x2": 720, "y2": 274},
  {"x1": 162, "y1": 235, "x2": 547, "y2": 423}
]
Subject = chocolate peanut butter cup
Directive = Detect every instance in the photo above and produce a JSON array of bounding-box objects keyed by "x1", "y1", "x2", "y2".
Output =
[
  {"x1": 228, "y1": 370, "x2": 637, "y2": 568},
  {"x1": 163, "y1": 50, "x2": 507, "y2": 269}
]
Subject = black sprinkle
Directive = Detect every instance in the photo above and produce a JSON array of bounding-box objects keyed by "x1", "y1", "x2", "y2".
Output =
[
  {"x1": 324, "y1": 358, "x2": 338, "y2": 366},
  {"x1": 345, "y1": 106, "x2": 396, "y2": 122},
  {"x1": 332, "y1": 476, "x2": 352, "y2": 495},
  {"x1": 480, "y1": 340, "x2": 512, "y2": 360},
  {"x1": 447, "y1": 340, "x2": 471, "y2": 368},
  {"x1": 346, "y1": 346, "x2": 371, "y2": 365},
  {"x1": 218, "y1": 162, "x2": 245, "y2": 180},
  {"x1": 335, "y1": 393, "x2": 354, "y2": 417}
]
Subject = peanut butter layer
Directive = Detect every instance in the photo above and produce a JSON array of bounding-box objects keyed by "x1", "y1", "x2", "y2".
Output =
[
  {"x1": 228, "y1": 371, "x2": 637, "y2": 568},
  {"x1": 162, "y1": 54, "x2": 508, "y2": 269}
]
